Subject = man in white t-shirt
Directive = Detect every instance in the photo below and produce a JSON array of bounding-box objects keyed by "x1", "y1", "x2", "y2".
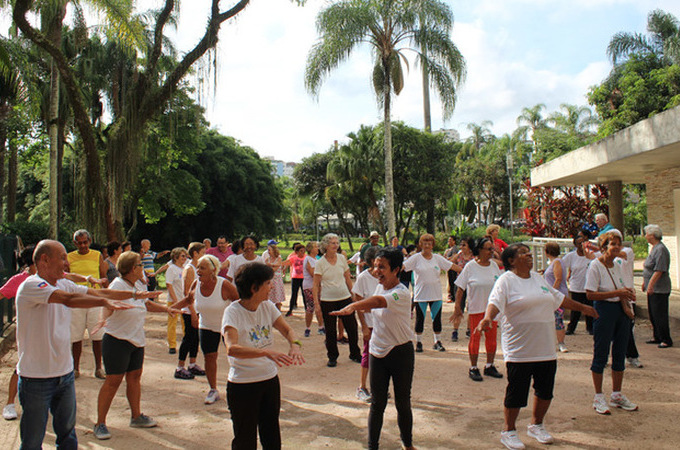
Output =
[{"x1": 16, "y1": 240, "x2": 135, "y2": 449}]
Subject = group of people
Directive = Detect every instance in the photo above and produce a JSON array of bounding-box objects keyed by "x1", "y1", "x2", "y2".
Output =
[{"x1": 1, "y1": 216, "x2": 674, "y2": 450}]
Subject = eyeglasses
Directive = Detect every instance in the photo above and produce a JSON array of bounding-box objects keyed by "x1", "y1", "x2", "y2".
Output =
[{"x1": 135, "y1": 263, "x2": 143, "y2": 267}]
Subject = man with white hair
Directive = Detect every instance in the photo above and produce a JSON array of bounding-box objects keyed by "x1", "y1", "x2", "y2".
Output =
[
  {"x1": 595, "y1": 213, "x2": 615, "y2": 237},
  {"x1": 16, "y1": 240, "x2": 142, "y2": 449}
]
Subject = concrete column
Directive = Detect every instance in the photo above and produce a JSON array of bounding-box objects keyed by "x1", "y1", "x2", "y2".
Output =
[{"x1": 609, "y1": 180, "x2": 624, "y2": 232}]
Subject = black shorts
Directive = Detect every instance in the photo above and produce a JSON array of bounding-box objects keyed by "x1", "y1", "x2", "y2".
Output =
[
  {"x1": 504, "y1": 360, "x2": 557, "y2": 408},
  {"x1": 102, "y1": 333, "x2": 144, "y2": 375},
  {"x1": 200, "y1": 329, "x2": 223, "y2": 354}
]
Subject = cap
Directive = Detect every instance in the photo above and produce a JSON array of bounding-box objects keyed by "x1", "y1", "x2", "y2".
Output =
[
  {"x1": 267, "y1": 239, "x2": 279, "y2": 246},
  {"x1": 369, "y1": 231, "x2": 379, "y2": 238}
]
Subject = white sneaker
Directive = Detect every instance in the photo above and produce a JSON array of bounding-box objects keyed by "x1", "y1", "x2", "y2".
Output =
[
  {"x1": 500, "y1": 430, "x2": 525, "y2": 450},
  {"x1": 2, "y1": 404, "x2": 17, "y2": 420},
  {"x1": 593, "y1": 395, "x2": 611, "y2": 415},
  {"x1": 204, "y1": 389, "x2": 220, "y2": 404},
  {"x1": 610, "y1": 394, "x2": 638, "y2": 411},
  {"x1": 527, "y1": 423, "x2": 554, "y2": 444},
  {"x1": 627, "y1": 357, "x2": 643, "y2": 368},
  {"x1": 356, "y1": 387, "x2": 372, "y2": 403},
  {"x1": 558, "y1": 343, "x2": 568, "y2": 353}
]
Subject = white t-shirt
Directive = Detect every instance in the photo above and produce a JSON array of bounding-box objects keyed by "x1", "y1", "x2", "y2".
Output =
[
  {"x1": 402, "y1": 253, "x2": 453, "y2": 302},
  {"x1": 16, "y1": 275, "x2": 88, "y2": 378},
  {"x1": 315, "y1": 255, "x2": 351, "y2": 301},
  {"x1": 615, "y1": 247, "x2": 635, "y2": 290},
  {"x1": 584, "y1": 258, "x2": 626, "y2": 302},
  {"x1": 349, "y1": 251, "x2": 361, "y2": 276},
  {"x1": 369, "y1": 283, "x2": 415, "y2": 358},
  {"x1": 352, "y1": 269, "x2": 379, "y2": 328},
  {"x1": 105, "y1": 278, "x2": 148, "y2": 347},
  {"x1": 196, "y1": 277, "x2": 232, "y2": 332},
  {"x1": 561, "y1": 251, "x2": 591, "y2": 293},
  {"x1": 489, "y1": 271, "x2": 565, "y2": 363},
  {"x1": 221, "y1": 300, "x2": 281, "y2": 383},
  {"x1": 302, "y1": 256, "x2": 316, "y2": 290},
  {"x1": 454, "y1": 259, "x2": 502, "y2": 314},
  {"x1": 165, "y1": 263, "x2": 184, "y2": 302},
  {"x1": 227, "y1": 254, "x2": 264, "y2": 280}
]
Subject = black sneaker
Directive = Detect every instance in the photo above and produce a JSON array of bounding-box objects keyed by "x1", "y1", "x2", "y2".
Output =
[
  {"x1": 174, "y1": 368, "x2": 194, "y2": 380},
  {"x1": 350, "y1": 355, "x2": 362, "y2": 363},
  {"x1": 469, "y1": 367, "x2": 483, "y2": 382},
  {"x1": 327, "y1": 360, "x2": 337, "y2": 367},
  {"x1": 169, "y1": 348, "x2": 177, "y2": 354},
  {"x1": 565, "y1": 330, "x2": 574, "y2": 336},
  {"x1": 433, "y1": 341, "x2": 446, "y2": 352},
  {"x1": 465, "y1": 329, "x2": 471, "y2": 338},
  {"x1": 285, "y1": 311, "x2": 293, "y2": 317},
  {"x1": 415, "y1": 342, "x2": 423, "y2": 353},
  {"x1": 451, "y1": 330, "x2": 459, "y2": 342},
  {"x1": 483, "y1": 365, "x2": 503, "y2": 379}
]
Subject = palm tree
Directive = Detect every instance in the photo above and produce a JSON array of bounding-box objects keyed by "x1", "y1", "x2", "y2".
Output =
[
  {"x1": 465, "y1": 120, "x2": 494, "y2": 151},
  {"x1": 305, "y1": 0, "x2": 466, "y2": 237},
  {"x1": 516, "y1": 103, "x2": 546, "y2": 153},
  {"x1": 607, "y1": 9, "x2": 680, "y2": 66},
  {"x1": 547, "y1": 103, "x2": 599, "y2": 139}
]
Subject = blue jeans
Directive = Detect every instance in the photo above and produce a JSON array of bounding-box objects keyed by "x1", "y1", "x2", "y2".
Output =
[
  {"x1": 18, "y1": 371, "x2": 77, "y2": 450},
  {"x1": 590, "y1": 301, "x2": 631, "y2": 373}
]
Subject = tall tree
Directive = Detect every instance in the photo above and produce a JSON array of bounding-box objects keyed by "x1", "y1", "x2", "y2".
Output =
[
  {"x1": 305, "y1": 0, "x2": 466, "y2": 238},
  {"x1": 607, "y1": 9, "x2": 680, "y2": 66}
]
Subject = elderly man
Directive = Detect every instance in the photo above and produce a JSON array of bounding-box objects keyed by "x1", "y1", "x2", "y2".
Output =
[
  {"x1": 140, "y1": 239, "x2": 169, "y2": 292},
  {"x1": 360, "y1": 231, "x2": 381, "y2": 271},
  {"x1": 16, "y1": 240, "x2": 148, "y2": 449},
  {"x1": 206, "y1": 235, "x2": 233, "y2": 278},
  {"x1": 68, "y1": 229, "x2": 109, "y2": 379},
  {"x1": 595, "y1": 213, "x2": 615, "y2": 237}
]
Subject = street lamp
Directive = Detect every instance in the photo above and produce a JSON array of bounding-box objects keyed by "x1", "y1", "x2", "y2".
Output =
[{"x1": 506, "y1": 152, "x2": 514, "y2": 238}]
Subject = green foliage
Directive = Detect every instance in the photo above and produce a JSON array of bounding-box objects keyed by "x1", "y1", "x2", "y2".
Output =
[{"x1": 631, "y1": 235, "x2": 649, "y2": 259}]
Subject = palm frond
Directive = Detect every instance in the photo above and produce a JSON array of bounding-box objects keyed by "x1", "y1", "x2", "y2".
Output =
[{"x1": 607, "y1": 32, "x2": 653, "y2": 64}]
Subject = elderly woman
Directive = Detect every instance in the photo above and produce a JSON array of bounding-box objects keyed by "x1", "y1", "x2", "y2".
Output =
[
  {"x1": 179, "y1": 254, "x2": 239, "y2": 404},
  {"x1": 450, "y1": 237, "x2": 475, "y2": 342},
  {"x1": 478, "y1": 244, "x2": 597, "y2": 449},
  {"x1": 165, "y1": 247, "x2": 187, "y2": 355},
  {"x1": 486, "y1": 224, "x2": 508, "y2": 262},
  {"x1": 222, "y1": 262, "x2": 304, "y2": 449},
  {"x1": 332, "y1": 247, "x2": 416, "y2": 450},
  {"x1": 451, "y1": 237, "x2": 503, "y2": 382},
  {"x1": 543, "y1": 242, "x2": 569, "y2": 353},
  {"x1": 642, "y1": 224, "x2": 673, "y2": 348},
  {"x1": 93, "y1": 251, "x2": 177, "y2": 440},
  {"x1": 263, "y1": 240, "x2": 286, "y2": 310},
  {"x1": 313, "y1": 233, "x2": 360, "y2": 367},
  {"x1": 586, "y1": 231, "x2": 637, "y2": 415},
  {"x1": 403, "y1": 233, "x2": 453, "y2": 352},
  {"x1": 227, "y1": 236, "x2": 264, "y2": 283},
  {"x1": 302, "y1": 241, "x2": 325, "y2": 337},
  {"x1": 564, "y1": 231, "x2": 595, "y2": 335}
]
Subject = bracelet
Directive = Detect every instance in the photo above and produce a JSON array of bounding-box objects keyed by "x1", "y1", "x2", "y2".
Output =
[
  {"x1": 292, "y1": 340, "x2": 302, "y2": 348},
  {"x1": 132, "y1": 290, "x2": 137, "y2": 300}
]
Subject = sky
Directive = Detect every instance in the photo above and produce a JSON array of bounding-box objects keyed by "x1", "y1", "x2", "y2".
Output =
[{"x1": 9, "y1": 1, "x2": 680, "y2": 162}]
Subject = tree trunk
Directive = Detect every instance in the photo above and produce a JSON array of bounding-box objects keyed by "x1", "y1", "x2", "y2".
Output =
[
  {"x1": 421, "y1": 43, "x2": 432, "y2": 132},
  {"x1": 57, "y1": 117, "x2": 66, "y2": 232},
  {"x1": 48, "y1": 59, "x2": 60, "y2": 239},
  {"x1": 7, "y1": 137, "x2": 17, "y2": 222},
  {"x1": 383, "y1": 71, "x2": 397, "y2": 238},
  {"x1": 426, "y1": 198, "x2": 435, "y2": 234},
  {"x1": 0, "y1": 123, "x2": 5, "y2": 223}
]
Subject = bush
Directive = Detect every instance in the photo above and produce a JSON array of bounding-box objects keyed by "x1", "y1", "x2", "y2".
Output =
[{"x1": 631, "y1": 235, "x2": 648, "y2": 259}]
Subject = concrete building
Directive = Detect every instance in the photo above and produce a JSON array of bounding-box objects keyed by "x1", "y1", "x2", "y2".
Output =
[
  {"x1": 264, "y1": 157, "x2": 297, "y2": 179},
  {"x1": 531, "y1": 105, "x2": 680, "y2": 286}
]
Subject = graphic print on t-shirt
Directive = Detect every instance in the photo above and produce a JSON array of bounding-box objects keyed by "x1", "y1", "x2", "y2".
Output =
[{"x1": 248, "y1": 325, "x2": 272, "y2": 348}]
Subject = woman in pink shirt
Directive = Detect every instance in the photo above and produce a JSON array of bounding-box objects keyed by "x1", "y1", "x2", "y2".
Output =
[{"x1": 285, "y1": 243, "x2": 306, "y2": 317}]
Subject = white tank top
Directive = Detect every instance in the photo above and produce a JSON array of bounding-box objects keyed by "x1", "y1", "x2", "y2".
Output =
[{"x1": 195, "y1": 277, "x2": 230, "y2": 332}]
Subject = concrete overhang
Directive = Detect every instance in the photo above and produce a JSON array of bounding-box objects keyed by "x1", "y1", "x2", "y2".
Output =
[{"x1": 531, "y1": 106, "x2": 680, "y2": 187}]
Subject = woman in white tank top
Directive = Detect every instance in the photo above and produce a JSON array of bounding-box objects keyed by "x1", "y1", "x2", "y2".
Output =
[{"x1": 181, "y1": 254, "x2": 238, "y2": 404}]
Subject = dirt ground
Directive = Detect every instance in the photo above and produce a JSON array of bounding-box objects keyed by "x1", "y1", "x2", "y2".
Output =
[{"x1": 1, "y1": 281, "x2": 679, "y2": 449}]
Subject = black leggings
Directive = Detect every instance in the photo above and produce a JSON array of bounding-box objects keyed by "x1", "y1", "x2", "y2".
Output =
[
  {"x1": 320, "y1": 298, "x2": 361, "y2": 362},
  {"x1": 566, "y1": 291, "x2": 593, "y2": 334},
  {"x1": 648, "y1": 292, "x2": 673, "y2": 345},
  {"x1": 288, "y1": 278, "x2": 303, "y2": 311},
  {"x1": 414, "y1": 301, "x2": 443, "y2": 334},
  {"x1": 179, "y1": 314, "x2": 199, "y2": 361},
  {"x1": 369, "y1": 342, "x2": 414, "y2": 449},
  {"x1": 227, "y1": 376, "x2": 281, "y2": 450}
]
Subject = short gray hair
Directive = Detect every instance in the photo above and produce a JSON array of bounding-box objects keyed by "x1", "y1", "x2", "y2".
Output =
[
  {"x1": 319, "y1": 233, "x2": 339, "y2": 254},
  {"x1": 594, "y1": 213, "x2": 608, "y2": 222},
  {"x1": 644, "y1": 224, "x2": 663, "y2": 240},
  {"x1": 73, "y1": 229, "x2": 91, "y2": 242}
]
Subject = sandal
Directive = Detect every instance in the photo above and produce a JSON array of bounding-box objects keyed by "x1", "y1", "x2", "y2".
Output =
[{"x1": 658, "y1": 342, "x2": 672, "y2": 348}]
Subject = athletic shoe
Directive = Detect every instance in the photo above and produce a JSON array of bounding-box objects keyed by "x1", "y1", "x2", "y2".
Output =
[
  {"x1": 469, "y1": 367, "x2": 483, "y2": 382},
  {"x1": 95, "y1": 368, "x2": 106, "y2": 379},
  {"x1": 415, "y1": 342, "x2": 423, "y2": 353},
  {"x1": 339, "y1": 337, "x2": 349, "y2": 344},
  {"x1": 204, "y1": 389, "x2": 220, "y2": 405},
  {"x1": 483, "y1": 365, "x2": 503, "y2": 379},
  {"x1": 558, "y1": 343, "x2": 568, "y2": 353},
  {"x1": 304, "y1": 329, "x2": 311, "y2": 338},
  {"x1": 500, "y1": 430, "x2": 525, "y2": 450},
  {"x1": 350, "y1": 356, "x2": 362, "y2": 363},
  {"x1": 174, "y1": 367, "x2": 194, "y2": 380},
  {"x1": 609, "y1": 394, "x2": 638, "y2": 411},
  {"x1": 527, "y1": 423, "x2": 555, "y2": 444},
  {"x1": 356, "y1": 387, "x2": 372, "y2": 403},
  {"x1": 285, "y1": 311, "x2": 293, "y2": 317},
  {"x1": 466, "y1": 329, "x2": 471, "y2": 338},
  {"x1": 2, "y1": 404, "x2": 17, "y2": 420},
  {"x1": 627, "y1": 357, "x2": 643, "y2": 368},
  {"x1": 188, "y1": 365, "x2": 206, "y2": 376},
  {"x1": 593, "y1": 395, "x2": 611, "y2": 415},
  {"x1": 318, "y1": 328, "x2": 325, "y2": 335},
  {"x1": 93, "y1": 423, "x2": 111, "y2": 440},
  {"x1": 527, "y1": 423, "x2": 554, "y2": 444},
  {"x1": 169, "y1": 348, "x2": 177, "y2": 354},
  {"x1": 130, "y1": 413, "x2": 157, "y2": 428},
  {"x1": 451, "y1": 330, "x2": 459, "y2": 342},
  {"x1": 327, "y1": 360, "x2": 337, "y2": 367},
  {"x1": 433, "y1": 341, "x2": 446, "y2": 352},
  {"x1": 565, "y1": 330, "x2": 574, "y2": 336}
]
